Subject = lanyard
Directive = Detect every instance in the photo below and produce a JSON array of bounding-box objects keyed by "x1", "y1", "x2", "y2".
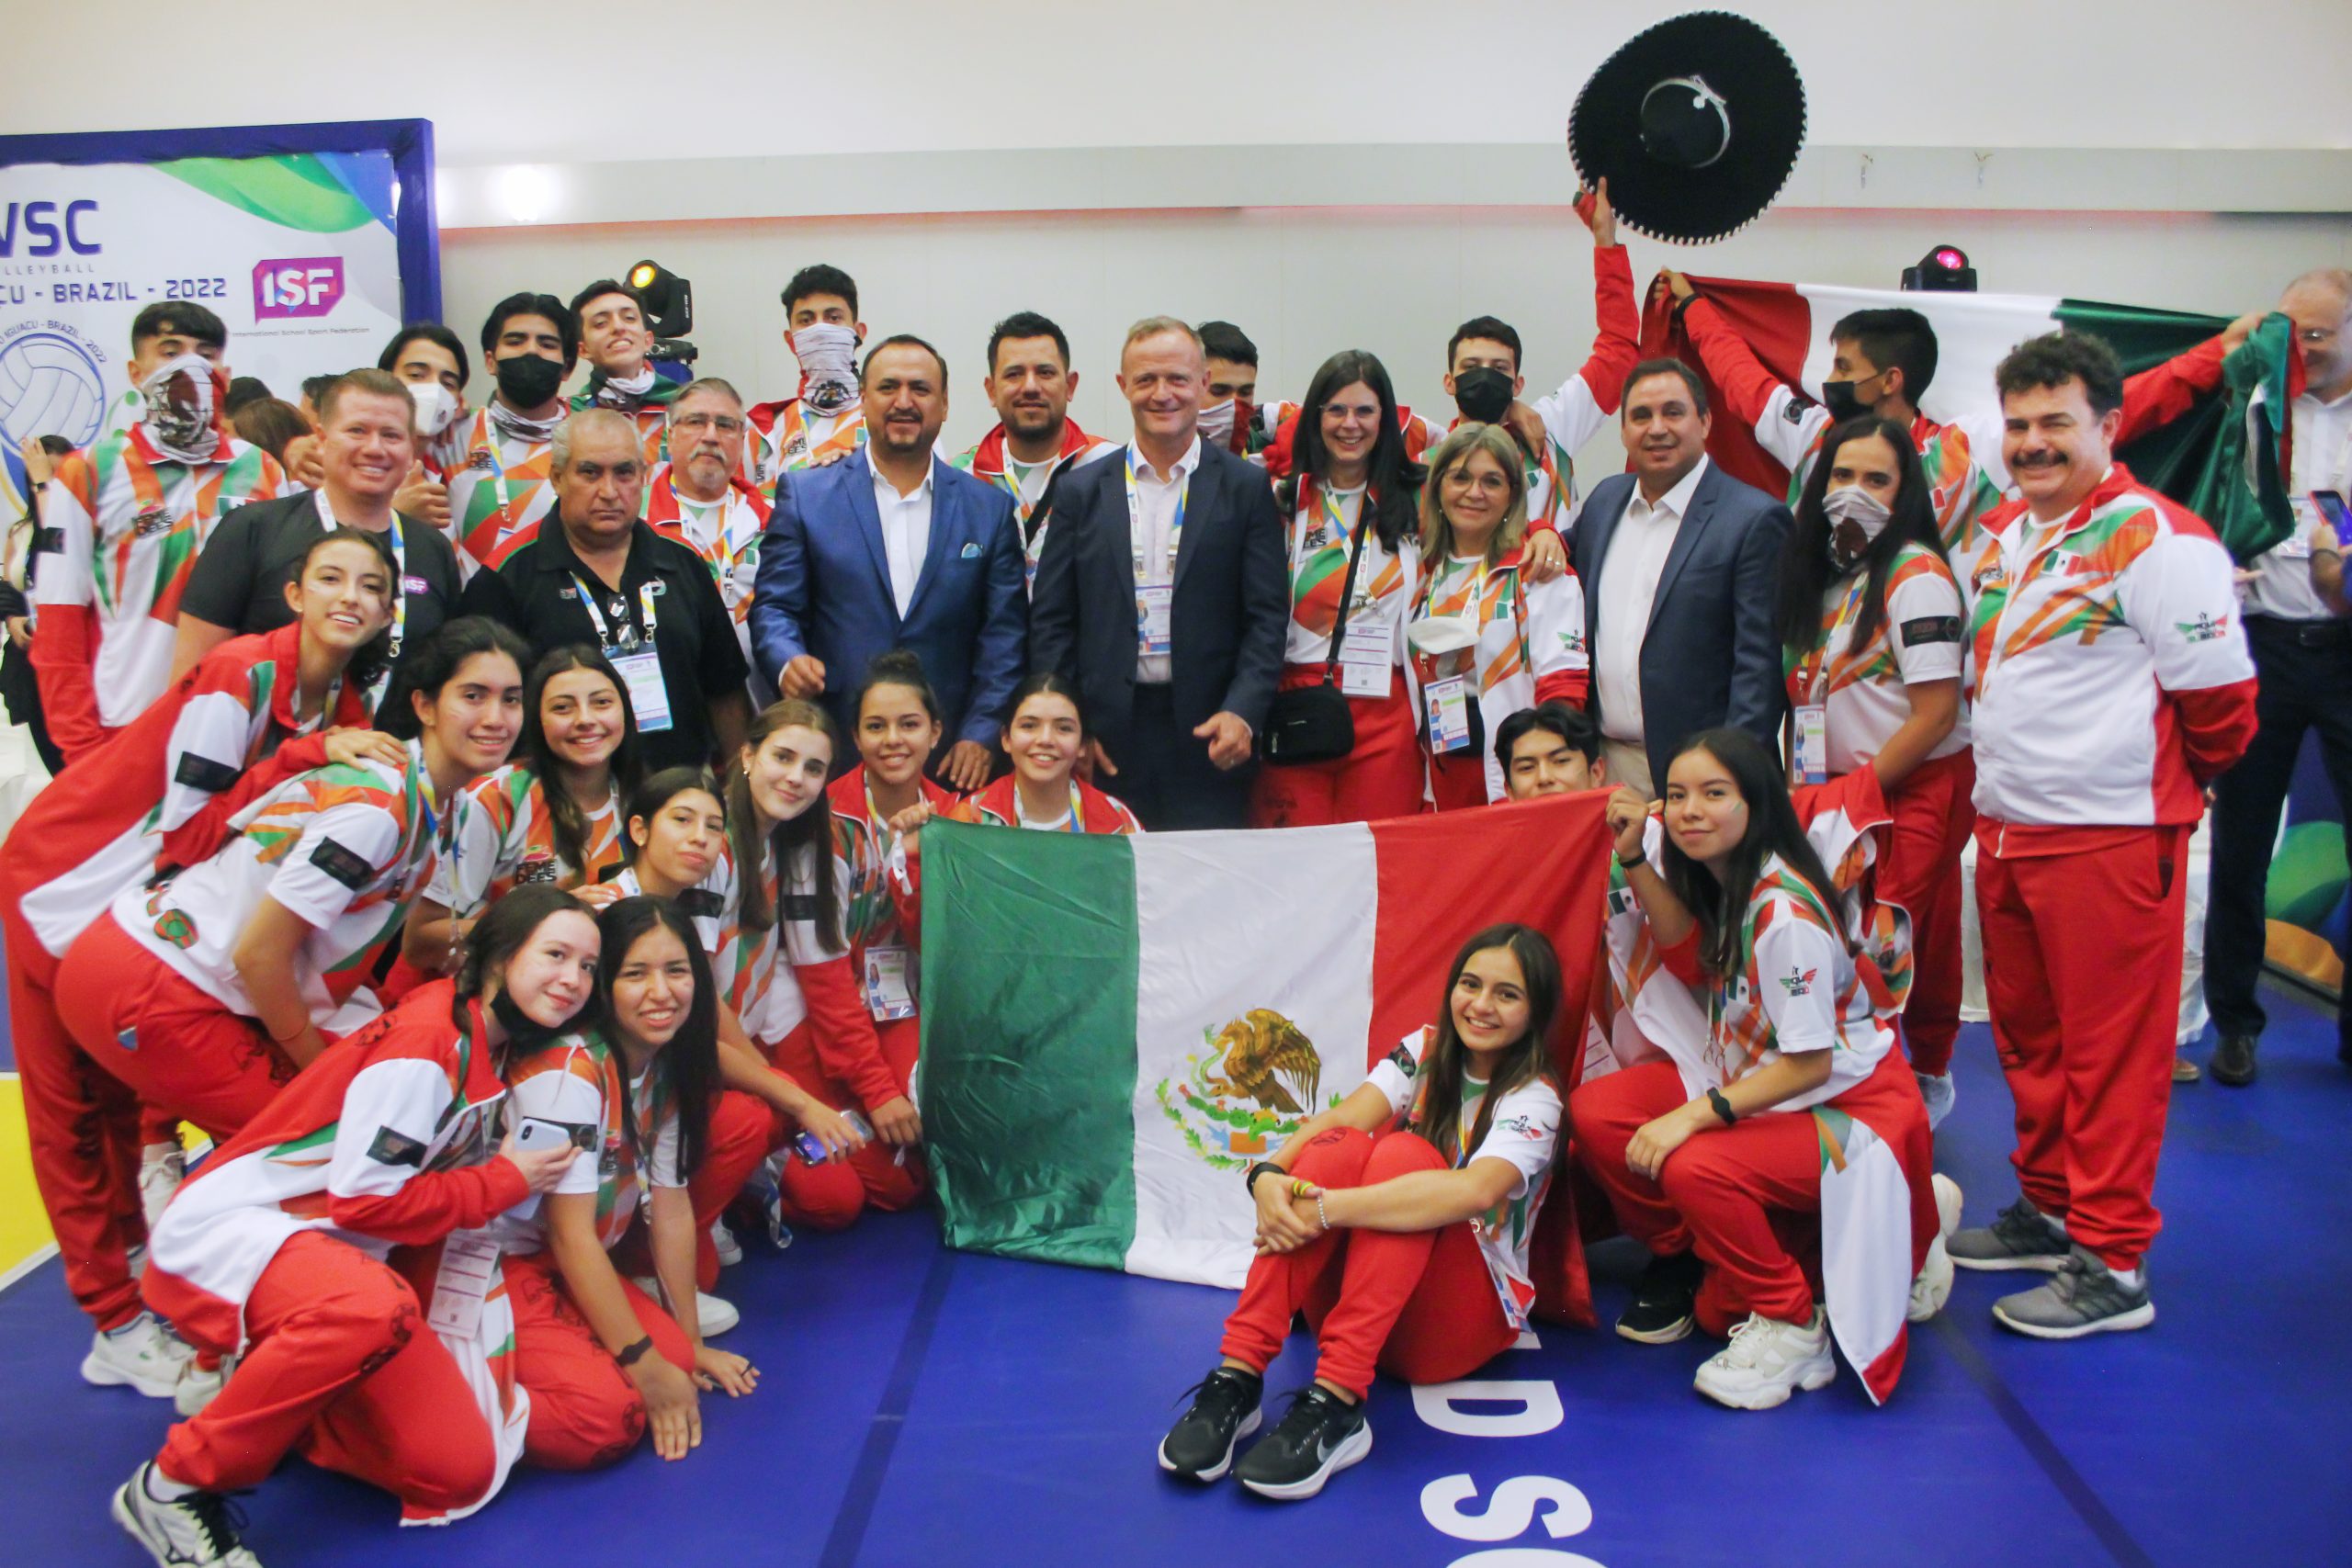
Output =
[
  {"x1": 1415, "y1": 553, "x2": 1491, "y2": 626},
  {"x1": 1015, "y1": 781, "x2": 1084, "y2": 832},
  {"x1": 316, "y1": 491, "x2": 409, "y2": 660},
  {"x1": 571, "y1": 574, "x2": 660, "y2": 651},
  {"x1": 1788, "y1": 573, "x2": 1870, "y2": 704},
  {"x1": 1124, "y1": 448, "x2": 1189, "y2": 579}
]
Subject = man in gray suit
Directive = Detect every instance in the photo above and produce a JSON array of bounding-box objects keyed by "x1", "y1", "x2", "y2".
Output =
[{"x1": 1570, "y1": 358, "x2": 1791, "y2": 795}]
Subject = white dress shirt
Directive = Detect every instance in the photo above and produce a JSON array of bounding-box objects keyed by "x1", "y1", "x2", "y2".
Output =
[
  {"x1": 1593, "y1": 455, "x2": 1710, "y2": 744},
  {"x1": 2240, "y1": 384, "x2": 2352, "y2": 623},
  {"x1": 1127, "y1": 435, "x2": 1201, "y2": 685},
  {"x1": 869, "y1": 447, "x2": 934, "y2": 619}
]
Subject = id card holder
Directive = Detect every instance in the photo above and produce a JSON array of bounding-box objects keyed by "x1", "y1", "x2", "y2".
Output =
[
  {"x1": 609, "y1": 648, "x2": 674, "y2": 733},
  {"x1": 1136, "y1": 584, "x2": 1173, "y2": 657},
  {"x1": 2277, "y1": 496, "x2": 2314, "y2": 559},
  {"x1": 864, "y1": 944, "x2": 915, "y2": 1021},
  {"x1": 1425, "y1": 676, "x2": 1474, "y2": 754},
  {"x1": 1794, "y1": 704, "x2": 1828, "y2": 785},
  {"x1": 1338, "y1": 621, "x2": 1394, "y2": 698},
  {"x1": 425, "y1": 1228, "x2": 502, "y2": 1340}
]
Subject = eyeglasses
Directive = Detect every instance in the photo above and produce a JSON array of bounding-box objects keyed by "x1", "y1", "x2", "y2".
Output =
[{"x1": 673, "y1": 412, "x2": 746, "y2": 434}]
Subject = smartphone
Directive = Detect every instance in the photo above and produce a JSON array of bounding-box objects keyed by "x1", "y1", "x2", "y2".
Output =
[
  {"x1": 2313, "y1": 490, "x2": 2351, "y2": 549},
  {"x1": 795, "y1": 1109, "x2": 875, "y2": 1165},
  {"x1": 512, "y1": 1117, "x2": 587, "y2": 1156}
]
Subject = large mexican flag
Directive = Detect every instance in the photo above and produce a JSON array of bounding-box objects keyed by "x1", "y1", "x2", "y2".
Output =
[
  {"x1": 1642, "y1": 276, "x2": 2298, "y2": 560},
  {"x1": 917, "y1": 793, "x2": 1611, "y2": 1290}
]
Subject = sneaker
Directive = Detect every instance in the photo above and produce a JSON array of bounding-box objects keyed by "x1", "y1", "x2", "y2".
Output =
[
  {"x1": 710, "y1": 1218, "x2": 743, "y2": 1269},
  {"x1": 695, "y1": 1292, "x2": 741, "y2": 1338},
  {"x1": 111, "y1": 1462, "x2": 264, "y2": 1567},
  {"x1": 745, "y1": 1156, "x2": 796, "y2": 1252},
  {"x1": 1949, "y1": 1197, "x2": 2068, "y2": 1272},
  {"x1": 1233, "y1": 1384, "x2": 1372, "y2": 1500},
  {"x1": 2211, "y1": 1032, "x2": 2257, "y2": 1088},
  {"x1": 1693, "y1": 1309, "x2": 1837, "y2": 1410},
  {"x1": 2172, "y1": 1053, "x2": 2201, "y2": 1083},
  {"x1": 1908, "y1": 1173, "x2": 1964, "y2": 1324},
  {"x1": 1992, "y1": 1246, "x2": 2154, "y2": 1339},
  {"x1": 1157, "y1": 1366, "x2": 1263, "y2": 1483},
  {"x1": 175, "y1": 1354, "x2": 234, "y2": 1418},
  {"x1": 1916, "y1": 1069, "x2": 1957, "y2": 1131},
  {"x1": 139, "y1": 1143, "x2": 187, "y2": 1233},
  {"x1": 84, "y1": 1313, "x2": 196, "y2": 1399},
  {"x1": 1616, "y1": 1249, "x2": 1704, "y2": 1344}
]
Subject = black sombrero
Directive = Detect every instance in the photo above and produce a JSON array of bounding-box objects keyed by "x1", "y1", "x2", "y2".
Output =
[{"x1": 1568, "y1": 11, "x2": 1807, "y2": 245}]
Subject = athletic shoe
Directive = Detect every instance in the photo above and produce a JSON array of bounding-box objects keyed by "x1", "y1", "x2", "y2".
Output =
[
  {"x1": 710, "y1": 1218, "x2": 743, "y2": 1269},
  {"x1": 1991, "y1": 1246, "x2": 2154, "y2": 1339},
  {"x1": 2173, "y1": 1053, "x2": 2201, "y2": 1083},
  {"x1": 1157, "y1": 1366, "x2": 1263, "y2": 1483},
  {"x1": 1234, "y1": 1384, "x2": 1372, "y2": 1500},
  {"x1": 1949, "y1": 1197, "x2": 2068, "y2": 1272},
  {"x1": 174, "y1": 1352, "x2": 234, "y2": 1418},
  {"x1": 695, "y1": 1292, "x2": 741, "y2": 1338},
  {"x1": 111, "y1": 1462, "x2": 264, "y2": 1567},
  {"x1": 84, "y1": 1313, "x2": 195, "y2": 1399},
  {"x1": 139, "y1": 1143, "x2": 187, "y2": 1233},
  {"x1": 1908, "y1": 1173, "x2": 1964, "y2": 1324},
  {"x1": 1616, "y1": 1249, "x2": 1704, "y2": 1344},
  {"x1": 2211, "y1": 1032, "x2": 2258, "y2": 1088},
  {"x1": 1916, "y1": 1069, "x2": 1957, "y2": 1131},
  {"x1": 1693, "y1": 1309, "x2": 1837, "y2": 1411}
]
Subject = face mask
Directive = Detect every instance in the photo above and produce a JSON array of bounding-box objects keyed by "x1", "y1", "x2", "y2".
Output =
[
  {"x1": 489, "y1": 982, "x2": 567, "y2": 1051},
  {"x1": 790, "y1": 323, "x2": 860, "y2": 415},
  {"x1": 1408, "y1": 615, "x2": 1481, "y2": 657},
  {"x1": 1822, "y1": 483, "x2": 1893, "y2": 569},
  {"x1": 1819, "y1": 371, "x2": 1880, "y2": 424},
  {"x1": 140, "y1": 352, "x2": 223, "y2": 464},
  {"x1": 591, "y1": 364, "x2": 658, "y2": 412},
  {"x1": 1453, "y1": 366, "x2": 1515, "y2": 426},
  {"x1": 494, "y1": 352, "x2": 567, "y2": 412},
  {"x1": 406, "y1": 381, "x2": 460, "y2": 439},
  {"x1": 1197, "y1": 397, "x2": 1237, "y2": 448}
]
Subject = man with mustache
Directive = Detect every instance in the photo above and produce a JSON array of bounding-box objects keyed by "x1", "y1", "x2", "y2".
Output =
[
  {"x1": 646, "y1": 378, "x2": 772, "y2": 702},
  {"x1": 1570, "y1": 359, "x2": 1792, "y2": 797},
  {"x1": 952, "y1": 311, "x2": 1117, "y2": 593},
  {"x1": 751, "y1": 336, "x2": 1026, "y2": 793},
  {"x1": 1951, "y1": 331, "x2": 2256, "y2": 1339}
]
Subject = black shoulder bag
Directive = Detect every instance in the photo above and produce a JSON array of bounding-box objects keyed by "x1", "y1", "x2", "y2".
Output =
[{"x1": 1257, "y1": 502, "x2": 1370, "y2": 766}]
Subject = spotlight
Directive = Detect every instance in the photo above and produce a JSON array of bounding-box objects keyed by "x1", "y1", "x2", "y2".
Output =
[
  {"x1": 627, "y1": 259, "x2": 694, "y2": 337},
  {"x1": 1902, "y1": 244, "x2": 1976, "y2": 293}
]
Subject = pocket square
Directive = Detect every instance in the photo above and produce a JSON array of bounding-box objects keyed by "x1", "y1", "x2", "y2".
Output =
[{"x1": 959, "y1": 541, "x2": 981, "y2": 558}]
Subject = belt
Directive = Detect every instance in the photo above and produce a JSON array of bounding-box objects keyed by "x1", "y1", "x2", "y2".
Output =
[{"x1": 2247, "y1": 615, "x2": 2351, "y2": 649}]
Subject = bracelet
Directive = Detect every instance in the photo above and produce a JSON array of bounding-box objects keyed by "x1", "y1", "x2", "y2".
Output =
[
  {"x1": 1245, "y1": 1161, "x2": 1283, "y2": 1196},
  {"x1": 1618, "y1": 849, "x2": 1646, "y2": 871},
  {"x1": 1706, "y1": 1088, "x2": 1737, "y2": 1127},
  {"x1": 266, "y1": 1019, "x2": 310, "y2": 1046},
  {"x1": 1315, "y1": 1192, "x2": 1329, "y2": 1232},
  {"x1": 616, "y1": 1335, "x2": 655, "y2": 1369}
]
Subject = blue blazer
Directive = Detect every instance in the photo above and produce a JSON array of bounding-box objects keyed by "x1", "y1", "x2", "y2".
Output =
[
  {"x1": 1569, "y1": 460, "x2": 1792, "y2": 786},
  {"x1": 750, "y1": 453, "x2": 1027, "y2": 749}
]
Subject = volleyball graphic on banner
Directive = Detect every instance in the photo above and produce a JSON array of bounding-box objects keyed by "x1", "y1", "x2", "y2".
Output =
[{"x1": 0, "y1": 328, "x2": 106, "y2": 450}]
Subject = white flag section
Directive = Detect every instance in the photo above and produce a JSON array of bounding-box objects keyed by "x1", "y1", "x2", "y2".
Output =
[
  {"x1": 1786, "y1": 283, "x2": 2063, "y2": 438},
  {"x1": 1127, "y1": 824, "x2": 1376, "y2": 1288}
]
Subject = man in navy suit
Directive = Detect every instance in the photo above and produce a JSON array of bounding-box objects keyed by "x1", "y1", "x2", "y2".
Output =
[
  {"x1": 751, "y1": 334, "x2": 1026, "y2": 789},
  {"x1": 1030, "y1": 316, "x2": 1287, "y2": 829},
  {"x1": 1571, "y1": 358, "x2": 1791, "y2": 795}
]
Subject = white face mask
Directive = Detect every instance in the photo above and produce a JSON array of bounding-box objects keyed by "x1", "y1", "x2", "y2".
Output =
[
  {"x1": 790, "y1": 322, "x2": 860, "y2": 414},
  {"x1": 1822, "y1": 483, "x2": 1894, "y2": 568},
  {"x1": 406, "y1": 380, "x2": 460, "y2": 439},
  {"x1": 1196, "y1": 397, "x2": 1237, "y2": 447},
  {"x1": 1408, "y1": 614, "x2": 1481, "y2": 657}
]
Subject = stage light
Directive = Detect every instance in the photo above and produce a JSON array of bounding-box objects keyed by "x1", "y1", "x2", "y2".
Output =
[
  {"x1": 1902, "y1": 243, "x2": 1976, "y2": 293},
  {"x1": 628, "y1": 258, "x2": 694, "y2": 338}
]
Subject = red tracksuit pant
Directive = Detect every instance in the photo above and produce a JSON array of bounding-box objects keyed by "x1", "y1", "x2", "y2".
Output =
[
  {"x1": 56, "y1": 913, "x2": 296, "y2": 1141},
  {"x1": 1977, "y1": 824, "x2": 2188, "y2": 1270},
  {"x1": 1250, "y1": 670, "x2": 1427, "y2": 828},
  {"x1": 765, "y1": 1017, "x2": 926, "y2": 1231},
  {"x1": 4, "y1": 906, "x2": 149, "y2": 1329},
  {"x1": 1880, "y1": 750, "x2": 1974, "y2": 1078},
  {"x1": 501, "y1": 1250, "x2": 695, "y2": 1471},
  {"x1": 1569, "y1": 1060, "x2": 1826, "y2": 1332},
  {"x1": 1217, "y1": 1126, "x2": 1515, "y2": 1400},
  {"x1": 680, "y1": 1089, "x2": 785, "y2": 1286},
  {"x1": 157, "y1": 1231, "x2": 496, "y2": 1515}
]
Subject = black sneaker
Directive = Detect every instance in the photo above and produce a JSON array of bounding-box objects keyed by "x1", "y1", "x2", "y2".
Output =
[
  {"x1": 2211, "y1": 1032, "x2": 2257, "y2": 1088},
  {"x1": 1617, "y1": 1249, "x2": 1703, "y2": 1343},
  {"x1": 1158, "y1": 1367, "x2": 1262, "y2": 1482},
  {"x1": 111, "y1": 1462, "x2": 264, "y2": 1566},
  {"x1": 1234, "y1": 1384, "x2": 1372, "y2": 1500}
]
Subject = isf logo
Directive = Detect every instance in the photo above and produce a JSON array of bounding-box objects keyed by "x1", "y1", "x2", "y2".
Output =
[{"x1": 253, "y1": 256, "x2": 345, "y2": 320}]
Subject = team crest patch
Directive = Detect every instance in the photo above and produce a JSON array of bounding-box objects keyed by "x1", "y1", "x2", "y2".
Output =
[
  {"x1": 310, "y1": 837, "x2": 376, "y2": 891},
  {"x1": 1782, "y1": 399, "x2": 1810, "y2": 424},
  {"x1": 2176, "y1": 611, "x2": 2231, "y2": 644},
  {"x1": 130, "y1": 504, "x2": 174, "y2": 537},
  {"x1": 468, "y1": 449, "x2": 498, "y2": 473},
  {"x1": 1494, "y1": 1112, "x2": 1542, "y2": 1141},
  {"x1": 1154, "y1": 1010, "x2": 1342, "y2": 1170},
  {"x1": 367, "y1": 1126, "x2": 426, "y2": 1168},
  {"x1": 514, "y1": 851, "x2": 561, "y2": 886},
  {"x1": 1778, "y1": 966, "x2": 1818, "y2": 997},
  {"x1": 151, "y1": 908, "x2": 198, "y2": 949},
  {"x1": 1386, "y1": 1038, "x2": 1421, "y2": 1078}
]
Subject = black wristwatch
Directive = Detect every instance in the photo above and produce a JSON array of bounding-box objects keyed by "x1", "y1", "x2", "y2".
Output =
[
  {"x1": 1706, "y1": 1088, "x2": 1737, "y2": 1127},
  {"x1": 616, "y1": 1335, "x2": 656, "y2": 1368},
  {"x1": 1245, "y1": 1160, "x2": 1283, "y2": 1195}
]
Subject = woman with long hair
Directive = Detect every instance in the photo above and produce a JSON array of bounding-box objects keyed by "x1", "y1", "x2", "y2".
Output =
[
  {"x1": 0, "y1": 526, "x2": 403, "y2": 1394},
  {"x1": 1159, "y1": 925, "x2": 1565, "y2": 1502},
  {"x1": 942, "y1": 673, "x2": 1141, "y2": 834},
  {"x1": 1776, "y1": 415, "x2": 1969, "y2": 1123},
  {"x1": 1252, "y1": 349, "x2": 1428, "y2": 828},
  {"x1": 1570, "y1": 729, "x2": 1936, "y2": 1412},
  {"x1": 496, "y1": 896, "x2": 757, "y2": 1472},
  {"x1": 405, "y1": 644, "x2": 647, "y2": 975},
  {"x1": 115, "y1": 888, "x2": 593, "y2": 1562},
  {"x1": 1404, "y1": 423, "x2": 1589, "y2": 810}
]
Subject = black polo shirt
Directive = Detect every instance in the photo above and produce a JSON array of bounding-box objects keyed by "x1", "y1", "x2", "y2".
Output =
[
  {"x1": 182, "y1": 490, "x2": 464, "y2": 718},
  {"x1": 458, "y1": 515, "x2": 748, "y2": 773}
]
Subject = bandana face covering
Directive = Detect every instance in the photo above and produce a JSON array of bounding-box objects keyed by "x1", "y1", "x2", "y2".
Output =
[
  {"x1": 592, "y1": 364, "x2": 659, "y2": 412},
  {"x1": 141, "y1": 352, "x2": 224, "y2": 464},
  {"x1": 1822, "y1": 483, "x2": 1893, "y2": 570},
  {"x1": 1197, "y1": 397, "x2": 1237, "y2": 448},
  {"x1": 791, "y1": 323, "x2": 861, "y2": 415}
]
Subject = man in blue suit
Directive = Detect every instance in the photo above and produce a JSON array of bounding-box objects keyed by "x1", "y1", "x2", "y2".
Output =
[
  {"x1": 1571, "y1": 358, "x2": 1791, "y2": 795},
  {"x1": 751, "y1": 334, "x2": 1026, "y2": 789}
]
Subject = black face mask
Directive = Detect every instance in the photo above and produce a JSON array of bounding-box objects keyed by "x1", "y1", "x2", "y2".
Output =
[
  {"x1": 1819, "y1": 372, "x2": 1880, "y2": 424},
  {"x1": 494, "y1": 352, "x2": 567, "y2": 410},
  {"x1": 490, "y1": 985, "x2": 566, "y2": 1052},
  {"x1": 1453, "y1": 367, "x2": 1515, "y2": 426}
]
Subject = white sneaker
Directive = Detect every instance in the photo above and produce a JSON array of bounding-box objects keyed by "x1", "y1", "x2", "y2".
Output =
[
  {"x1": 1693, "y1": 1310, "x2": 1837, "y2": 1410},
  {"x1": 710, "y1": 1218, "x2": 743, "y2": 1269},
  {"x1": 1916, "y1": 1070, "x2": 1956, "y2": 1131},
  {"x1": 112, "y1": 1461, "x2": 264, "y2": 1567},
  {"x1": 139, "y1": 1143, "x2": 187, "y2": 1232},
  {"x1": 175, "y1": 1353, "x2": 235, "y2": 1417},
  {"x1": 84, "y1": 1313, "x2": 195, "y2": 1399},
  {"x1": 1909, "y1": 1173, "x2": 1964, "y2": 1324},
  {"x1": 695, "y1": 1292, "x2": 741, "y2": 1338}
]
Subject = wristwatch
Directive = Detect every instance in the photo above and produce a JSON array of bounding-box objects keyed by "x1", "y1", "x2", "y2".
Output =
[{"x1": 1706, "y1": 1088, "x2": 1737, "y2": 1127}]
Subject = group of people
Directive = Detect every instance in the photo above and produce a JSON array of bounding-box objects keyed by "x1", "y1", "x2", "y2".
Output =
[{"x1": 2, "y1": 164, "x2": 2344, "y2": 1553}]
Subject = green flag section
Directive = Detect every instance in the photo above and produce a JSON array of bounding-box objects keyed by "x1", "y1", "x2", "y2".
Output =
[{"x1": 918, "y1": 793, "x2": 1612, "y2": 1290}]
